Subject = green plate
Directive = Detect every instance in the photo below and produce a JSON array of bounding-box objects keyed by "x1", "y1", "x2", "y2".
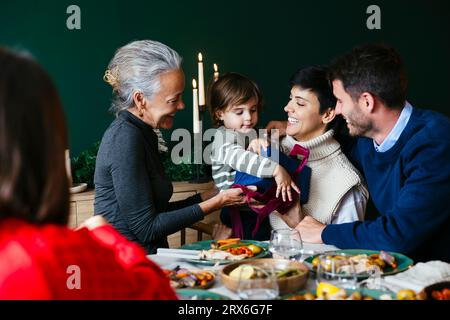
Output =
[
  {"x1": 179, "y1": 240, "x2": 269, "y2": 265},
  {"x1": 283, "y1": 288, "x2": 396, "y2": 300},
  {"x1": 304, "y1": 249, "x2": 413, "y2": 278},
  {"x1": 176, "y1": 289, "x2": 230, "y2": 300}
]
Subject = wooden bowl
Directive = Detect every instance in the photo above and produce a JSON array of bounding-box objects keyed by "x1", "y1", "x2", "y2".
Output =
[{"x1": 220, "y1": 258, "x2": 309, "y2": 295}]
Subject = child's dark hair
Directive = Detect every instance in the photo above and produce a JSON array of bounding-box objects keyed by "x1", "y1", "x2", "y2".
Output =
[
  {"x1": 290, "y1": 65, "x2": 343, "y2": 132},
  {"x1": 207, "y1": 72, "x2": 263, "y2": 127}
]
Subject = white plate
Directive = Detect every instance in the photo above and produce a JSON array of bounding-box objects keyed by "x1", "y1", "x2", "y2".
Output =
[{"x1": 70, "y1": 183, "x2": 88, "y2": 194}]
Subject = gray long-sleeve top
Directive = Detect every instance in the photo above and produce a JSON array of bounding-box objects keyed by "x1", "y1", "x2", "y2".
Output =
[{"x1": 94, "y1": 110, "x2": 204, "y2": 254}]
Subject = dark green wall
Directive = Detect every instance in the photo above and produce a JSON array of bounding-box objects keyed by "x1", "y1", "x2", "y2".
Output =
[{"x1": 1, "y1": 0, "x2": 449, "y2": 155}]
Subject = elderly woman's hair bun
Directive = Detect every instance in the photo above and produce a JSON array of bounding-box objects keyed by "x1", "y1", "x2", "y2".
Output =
[
  {"x1": 103, "y1": 66, "x2": 120, "y2": 92},
  {"x1": 105, "y1": 40, "x2": 182, "y2": 115}
]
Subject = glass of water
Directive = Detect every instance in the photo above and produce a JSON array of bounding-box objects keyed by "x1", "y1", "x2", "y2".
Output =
[
  {"x1": 315, "y1": 253, "x2": 358, "y2": 290},
  {"x1": 237, "y1": 264, "x2": 279, "y2": 300},
  {"x1": 269, "y1": 229, "x2": 303, "y2": 261}
]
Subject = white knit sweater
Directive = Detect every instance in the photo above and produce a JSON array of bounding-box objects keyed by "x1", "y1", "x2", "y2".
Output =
[{"x1": 269, "y1": 130, "x2": 369, "y2": 229}]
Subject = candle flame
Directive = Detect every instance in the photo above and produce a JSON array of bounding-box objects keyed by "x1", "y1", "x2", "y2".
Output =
[
  {"x1": 192, "y1": 79, "x2": 197, "y2": 88},
  {"x1": 214, "y1": 63, "x2": 218, "y2": 72},
  {"x1": 198, "y1": 53, "x2": 203, "y2": 62}
]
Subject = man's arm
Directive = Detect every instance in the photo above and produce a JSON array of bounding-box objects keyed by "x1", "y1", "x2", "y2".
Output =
[{"x1": 321, "y1": 141, "x2": 450, "y2": 255}]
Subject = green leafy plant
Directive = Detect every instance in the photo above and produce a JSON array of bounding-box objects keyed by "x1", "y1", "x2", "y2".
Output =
[
  {"x1": 71, "y1": 141, "x2": 100, "y2": 188},
  {"x1": 71, "y1": 141, "x2": 211, "y2": 186},
  {"x1": 161, "y1": 152, "x2": 211, "y2": 182}
]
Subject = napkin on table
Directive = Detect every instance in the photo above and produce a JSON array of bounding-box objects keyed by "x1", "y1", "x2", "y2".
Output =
[
  {"x1": 156, "y1": 248, "x2": 201, "y2": 260},
  {"x1": 382, "y1": 260, "x2": 450, "y2": 293}
]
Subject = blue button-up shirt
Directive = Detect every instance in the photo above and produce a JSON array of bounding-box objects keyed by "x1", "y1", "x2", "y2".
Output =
[{"x1": 373, "y1": 102, "x2": 413, "y2": 152}]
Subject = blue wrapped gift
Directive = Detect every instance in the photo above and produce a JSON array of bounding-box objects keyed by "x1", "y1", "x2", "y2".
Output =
[{"x1": 233, "y1": 146, "x2": 311, "y2": 204}]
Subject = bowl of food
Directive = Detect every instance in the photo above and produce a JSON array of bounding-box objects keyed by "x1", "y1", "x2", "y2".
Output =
[
  {"x1": 164, "y1": 266, "x2": 215, "y2": 290},
  {"x1": 422, "y1": 281, "x2": 450, "y2": 300},
  {"x1": 220, "y1": 258, "x2": 309, "y2": 295}
]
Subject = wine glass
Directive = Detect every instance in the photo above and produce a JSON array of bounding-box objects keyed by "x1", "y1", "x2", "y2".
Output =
[
  {"x1": 315, "y1": 253, "x2": 358, "y2": 293},
  {"x1": 236, "y1": 263, "x2": 279, "y2": 300},
  {"x1": 269, "y1": 229, "x2": 303, "y2": 261}
]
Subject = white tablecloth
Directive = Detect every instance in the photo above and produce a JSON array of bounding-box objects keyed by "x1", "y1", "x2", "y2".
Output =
[{"x1": 148, "y1": 242, "x2": 339, "y2": 300}]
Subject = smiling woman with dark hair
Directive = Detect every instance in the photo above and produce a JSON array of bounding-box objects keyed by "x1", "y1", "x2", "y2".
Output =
[
  {"x1": 270, "y1": 66, "x2": 368, "y2": 230},
  {"x1": 0, "y1": 47, "x2": 177, "y2": 299}
]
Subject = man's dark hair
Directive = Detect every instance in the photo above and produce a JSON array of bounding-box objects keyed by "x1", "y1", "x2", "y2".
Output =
[
  {"x1": 329, "y1": 44, "x2": 408, "y2": 109},
  {"x1": 0, "y1": 47, "x2": 69, "y2": 224}
]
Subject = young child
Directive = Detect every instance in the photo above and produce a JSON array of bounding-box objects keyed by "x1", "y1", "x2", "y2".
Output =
[{"x1": 208, "y1": 72, "x2": 299, "y2": 240}]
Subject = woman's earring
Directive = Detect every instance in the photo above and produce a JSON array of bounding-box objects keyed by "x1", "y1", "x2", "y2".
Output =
[{"x1": 139, "y1": 109, "x2": 144, "y2": 117}]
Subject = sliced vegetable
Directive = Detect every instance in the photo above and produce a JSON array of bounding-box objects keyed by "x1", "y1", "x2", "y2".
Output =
[
  {"x1": 431, "y1": 288, "x2": 450, "y2": 300},
  {"x1": 276, "y1": 269, "x2": 304, "y2": 278},
  {"x1": 217, "y1": 238, "x2": 241, "y2": 246}
]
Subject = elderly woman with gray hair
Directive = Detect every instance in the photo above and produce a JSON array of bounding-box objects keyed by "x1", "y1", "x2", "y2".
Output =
[{"x1": 94, "y1": 40, "x2": 245, "y2": 254}]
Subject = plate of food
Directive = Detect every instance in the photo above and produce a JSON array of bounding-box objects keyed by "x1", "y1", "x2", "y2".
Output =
[
  {"x1": 179, "y1": 238, "x2": 269, "y2": 265},
  {"x1": 283, "y1": 283, "x2": 396, "y2": 300},
  {"x1": 220, "y1": 258, "x2": 309, "y2": 295},
  {"x1": 304, "y1": 249, "x2": 413, "y2": 278},
  {"x1": 163, "y1": 266, "x2": 216, "y2": 289},
  {"x1": 176, "y1": 289, "x2": 230, "y2": 300}
]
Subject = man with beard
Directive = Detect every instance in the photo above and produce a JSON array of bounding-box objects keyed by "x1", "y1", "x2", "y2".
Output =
[{"x1": 268, "y1": 44, "x2": 450, "y2": 262}]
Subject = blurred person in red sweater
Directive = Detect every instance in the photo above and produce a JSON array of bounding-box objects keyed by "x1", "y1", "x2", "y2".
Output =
[{"x1": 0, "y1": 47, "x2": 177, "y2": 300}]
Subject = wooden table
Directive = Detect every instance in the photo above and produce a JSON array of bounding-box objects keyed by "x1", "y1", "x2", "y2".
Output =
[{"x1": 69, "y1": 181, "x2": 218, "y2": 247}]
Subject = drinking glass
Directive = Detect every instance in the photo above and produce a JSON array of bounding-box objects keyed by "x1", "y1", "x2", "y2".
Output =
[
  {"x1": 358, "y1": 269, "x2": 395, "y2": 296},
  {"x1": 236, "y1": 264, "x2": 279, "y2": 300},
  {"x1": 315, "y1": 253, "x2": 358, "y2": 290},
  {"x1": 269, "y1": 229, "x2": 303, "y2": 261}
]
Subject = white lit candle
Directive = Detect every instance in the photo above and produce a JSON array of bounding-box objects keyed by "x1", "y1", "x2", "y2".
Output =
[
  {"x1": 192, "y1": 79, "x2": 200, "y2": 134},
  {"x1": 65, "y1": 149, "x2": 73, "y2": 187},
  {"x1": 213, "y1": 63, "x2": 219, "y2": 82},
  {"x1": 198, "y1": 53, "x2": 205, "y2": 106}
]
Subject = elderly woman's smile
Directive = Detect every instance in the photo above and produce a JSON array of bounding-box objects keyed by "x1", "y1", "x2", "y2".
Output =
[{"x1": 141, "y1": 69, "x2": 185, "y2": 129}]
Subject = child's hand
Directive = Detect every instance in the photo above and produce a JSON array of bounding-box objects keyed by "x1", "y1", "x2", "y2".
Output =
[
  {"x1": 265, "y1": 120, "x2": 287, "y2": 138},
  {"x1": 273, "y1": 164, "x2": 300, "y2": 201},
  {"x1": 247, "y1": 138, "x2": 269, "y2": 155}
]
